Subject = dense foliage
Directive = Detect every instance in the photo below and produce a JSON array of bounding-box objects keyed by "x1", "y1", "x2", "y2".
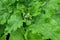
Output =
[{"x1": 0, "y1": 0, "x2": 60, "y2": 40}]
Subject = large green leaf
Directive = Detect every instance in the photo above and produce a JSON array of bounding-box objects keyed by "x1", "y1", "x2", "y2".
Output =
[{"x1": 5, "y1": 10, "x2": 23, "y2": 33}]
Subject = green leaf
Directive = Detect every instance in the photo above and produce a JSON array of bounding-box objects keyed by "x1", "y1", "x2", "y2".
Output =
[
  {"x1": 5, "y1": 10, "x2": 23, "y2": 33},
  {"x1": 9, "y1": 28, "x2": 24, "y2": 40}
]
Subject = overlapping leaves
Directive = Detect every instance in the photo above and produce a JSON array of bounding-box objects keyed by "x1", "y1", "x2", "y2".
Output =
[{"x1": 0, "y1": 0, "x2": 60, "y2": 40}]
